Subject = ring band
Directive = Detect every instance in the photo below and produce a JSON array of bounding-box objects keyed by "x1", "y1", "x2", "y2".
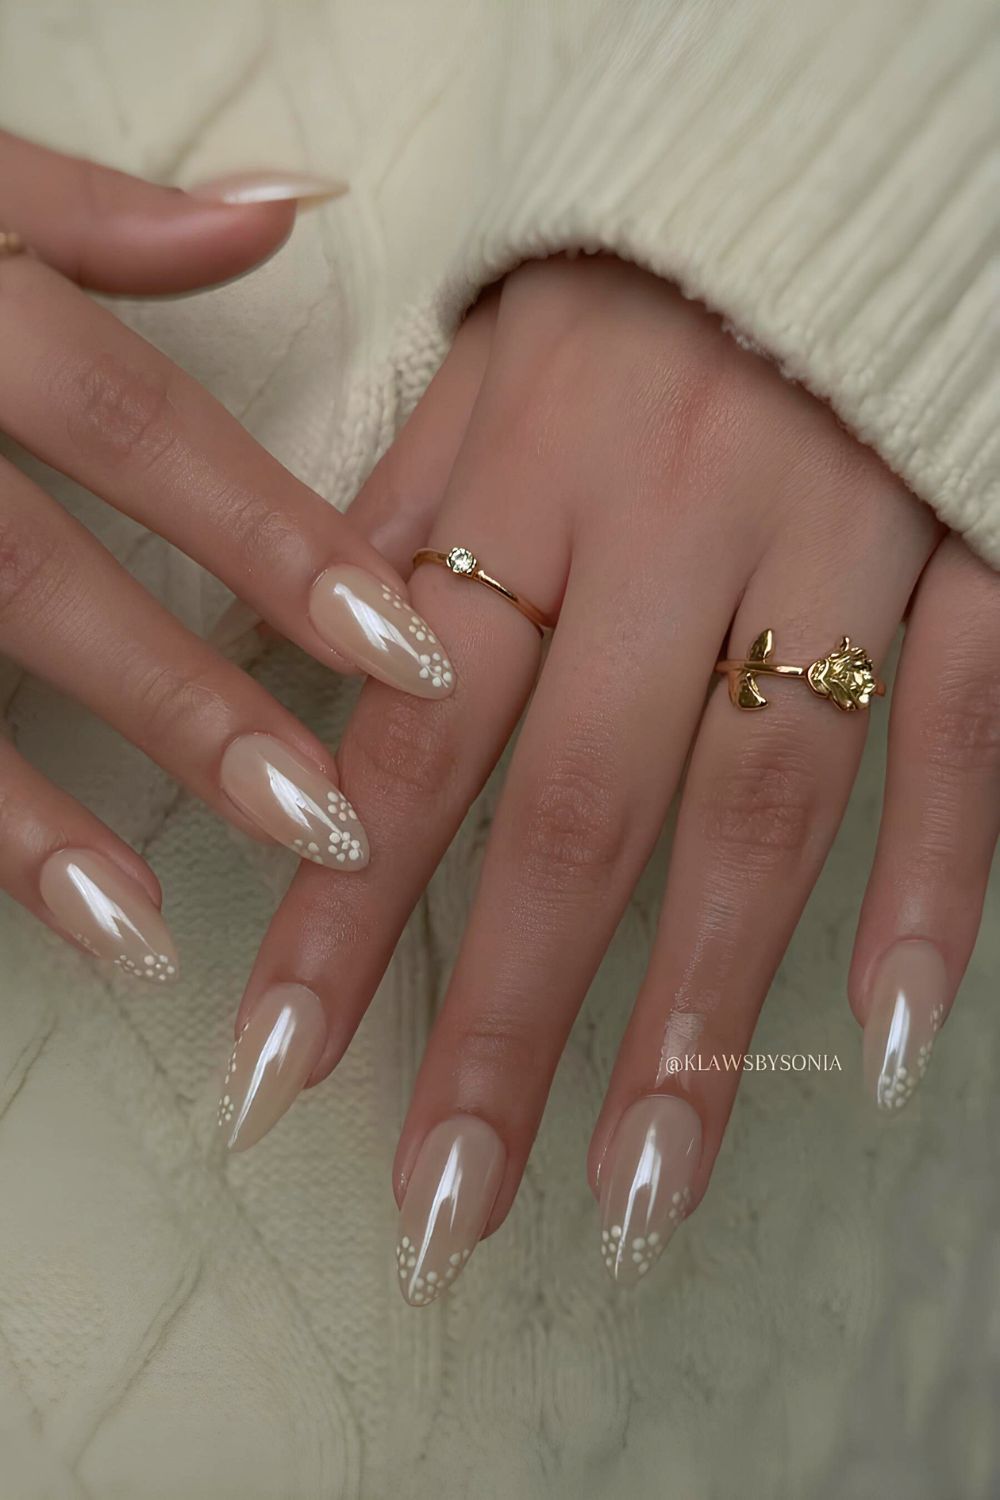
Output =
[
  {"x1": 715, "y1": 629, "x2": 885, "y2": 712},
  {"x1": 411, "y1": 546, "x2": 555, "y2": 635}
]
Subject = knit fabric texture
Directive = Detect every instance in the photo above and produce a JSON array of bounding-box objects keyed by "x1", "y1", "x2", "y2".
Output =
[{"x1": 0, "y1": 2, "x2": 997, "y2": 1497}]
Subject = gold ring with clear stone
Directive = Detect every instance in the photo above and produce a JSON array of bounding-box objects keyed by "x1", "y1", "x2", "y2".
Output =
[{"x1": 411, "y1": 546, "x2": 555, "y2": 636}]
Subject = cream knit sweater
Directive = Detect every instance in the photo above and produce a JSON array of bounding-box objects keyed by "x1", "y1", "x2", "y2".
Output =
[{"x1": 0, "y1": 2, "x2": 997, "y2": 1498}]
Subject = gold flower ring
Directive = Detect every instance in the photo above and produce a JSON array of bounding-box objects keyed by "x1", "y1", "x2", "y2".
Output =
[{"x1": 715, "y1": 630, "x2": 885, "y2": 713}]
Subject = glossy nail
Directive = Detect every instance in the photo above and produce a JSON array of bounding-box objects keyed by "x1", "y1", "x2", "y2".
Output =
[
  {"x1": 188, "y1": 170, "x2": 347, "y2": 207},
  {"x1": 599, "y1": 1095, "x2": 701, "y2": 1285},
  {"x1": 220, "y1": 734, "x2": 369, "y2": 869},
  {"x1": 309, "y1": 564, "x2": 455, "y2": 700},
  {"x1": 396, "y1": 1116, "x2": 505, "y2": 1307},
  {"x1": 218, "y1": 983, "x2": 326, "y2": 1152},
  {"x1": 863, "y1": 940, "x2": 948, "y2": 1112},
  {"x1": 39, "y1": 848, "x2": 179, "y2": 982}
]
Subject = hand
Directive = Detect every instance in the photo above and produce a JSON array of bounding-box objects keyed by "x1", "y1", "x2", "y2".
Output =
[
  {"x1": 229, "y1": 255, "x2": 998, "y2": 1301},
  {"x1": 0, "y1": 131, "x2": 458, "y2": 981}
]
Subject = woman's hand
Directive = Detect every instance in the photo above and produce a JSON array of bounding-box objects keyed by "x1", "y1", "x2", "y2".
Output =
[
  {"x1": 229, "y1": 256, "x2": 998, "y2": 1300},
  {"x1": 0, "y1": 131, "x2": 456, "y2": 980}
]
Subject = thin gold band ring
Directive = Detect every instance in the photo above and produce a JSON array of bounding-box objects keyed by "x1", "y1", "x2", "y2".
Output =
[
  {"x1": 715, "y1": 629, "x2": 885, "y2": 712},
  {"x1": 411, "y1": 546, "x2": 555, "y2": 636}
]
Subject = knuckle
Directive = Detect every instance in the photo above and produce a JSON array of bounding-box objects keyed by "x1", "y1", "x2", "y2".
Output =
[
  {"x1": 448, "y1": 1006, "x2": 545, "y2": 1084},
  {"x1": 341, "y1": 696, "x2": 458, "y2": 803},
  {"x1": 0, "y1": 511, "x2": 65, "y2": 628},
  {"x1": 696, "y1": 733, "x2": 823, "y2": 869},
  {"x1": 127, "y1": 660, "x2": 228, "y2": 754},
  {"x1": 218, "y1": 485, "x2": 304, "y2": 563},
  {"x1": 512, "y1": 747, "x2": 627, "y2": 886},
  {"x1": 63, "y1": 350, "x2": 178, "y2": 473},
  {"x1": 917, "y1": 667, "x2": 1000, "y2": 777}
]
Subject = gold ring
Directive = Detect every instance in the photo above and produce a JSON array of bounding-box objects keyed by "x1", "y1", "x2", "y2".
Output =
[
  {"x1": 715, "y1": 629, "x2": 885, "y2": 712},
  {"x1": 411, "y1": 546, "x2": 555, "y2": 636}
]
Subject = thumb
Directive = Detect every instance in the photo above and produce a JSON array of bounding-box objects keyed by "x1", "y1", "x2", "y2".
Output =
[{"x1": 0, "y1": 129, "x2": 346, "y2": 295}]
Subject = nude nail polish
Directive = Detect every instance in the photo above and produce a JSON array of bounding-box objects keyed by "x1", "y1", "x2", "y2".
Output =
[
  {"x1": 218, "y1": 983, "x2": 326, "y2": 1152},
  {"x1": 599, "y1": 1096, "x2": 701, "y2": 1285},
  {"x1": 395, "y1": 1116, "x2": 505, "y2": 1307},
  {"x1": 39, "y1": 848, "x2": 179, "y2": 982},
  {"x1": 219, "y1": 734, "x2": 369, "y2": 869},
  {"x1": 188, "y1": 170, "x2": 347, "y2": 206},
  {"x1": 863, "y1": 940, "x2": 948, "y2": 1112},
  {"x1": 308, "y1": 565, "x2": 456, "y2": 700}
]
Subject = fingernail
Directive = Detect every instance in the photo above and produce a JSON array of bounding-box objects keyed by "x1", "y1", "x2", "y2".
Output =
[
  {"x1": 863, "y1": 940, "x2": 948, "y2": 1112},
  {"x1": 219, "y1": 733, "x2": 369, "y2": 869},
  {"x1": 39, "y1": 848, "x2": 179, "y2": 983},
  {"x1": 308, "y1": 564, "x2": 456, "y2": 700},
  {"x1": 395, "y1": 1116, "x2": 505, "y2": 1307},
  {"x1": 218, "y1": 983, "x2": 326, "y2": 1152},
  {"x1": 187, "y1": 170, "x2": 348, "y2": 207},
  {"x1": 599, "y1": 1095, "x2": 701, "y2": 1285}
]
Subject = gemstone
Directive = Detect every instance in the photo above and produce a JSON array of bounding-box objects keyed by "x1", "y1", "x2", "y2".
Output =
[{"x1": 447, "y1": 546, "x2": 477, "y2": 575}]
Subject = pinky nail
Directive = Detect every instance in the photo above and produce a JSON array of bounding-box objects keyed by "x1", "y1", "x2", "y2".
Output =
[
  {"x1": 187, "y1": 170, "x2": 347, "y2": 206},
  {"x1": 39, "y1": 848, "x2": 179, "y2": 982},
  {"x1": 599, "y1": 1096, "x2": 701, "y2": 1285},
  {"x1": 863, "y1": 940, "x2": 948, "y2": 1112},
  {"x1": 219, "y1": 734, "x2": 369, "y2": 869},
  {"x1": 395, "y1": 1116, "x2": 505, "y2": 1307},
  {"x1": 218, "y1": 984, "x2": 326, "y2": 1152}
]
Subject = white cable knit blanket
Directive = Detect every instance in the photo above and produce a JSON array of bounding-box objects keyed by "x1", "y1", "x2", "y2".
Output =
[{"x1": 0, "y1": 2, "x2": 997, "y2": 1497}]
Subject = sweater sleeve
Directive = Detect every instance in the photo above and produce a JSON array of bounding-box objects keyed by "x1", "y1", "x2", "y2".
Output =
[{"x1": 412, "y1": 0, "x2": 999, "y2": 566}]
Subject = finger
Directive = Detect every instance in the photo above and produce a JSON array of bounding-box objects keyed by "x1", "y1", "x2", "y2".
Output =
[
  {"x1": 220, "y1": 315, "x2": 565, "y2": 1154},
  {"x1": 0, "y1": 736, "x2": 178, "y2": 980},
  {"x1": 390, "y1": 507, "x2": 745, "y2": 1305},
  {"x1": 0, "y1": 129, "x2": 332, "y2": 293},
  {"x1": 0, "y1": 254, "x2": 452, "y2": 696},
  {"x1": 347, "y1": 288, "x2": 499, "y2": 570},
  {"x1": 850, "y1": 533, "x2": 1000, "y2": 1111},
  {"x1": 589, "y1": 469, "x2": 936, "y2": 1282},
  {"x1": 0, "y1": 454, "x2": 369, "y2": 867}
]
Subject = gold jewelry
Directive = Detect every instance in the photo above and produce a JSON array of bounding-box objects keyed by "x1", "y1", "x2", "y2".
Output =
[
  {"x1": 715, "y1": 629, "x2": 885, "y2": 712},
  {"x1": 411, "y1": 546, "x2": 555, "y2": 635}
]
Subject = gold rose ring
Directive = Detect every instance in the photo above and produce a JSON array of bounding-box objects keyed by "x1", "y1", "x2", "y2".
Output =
[
  {"x1": 715, "y1": 630, "x2": 885, "y2": 712},
  {"x1": 411, "y1": 546, "x2": 555, "y2": 636}
]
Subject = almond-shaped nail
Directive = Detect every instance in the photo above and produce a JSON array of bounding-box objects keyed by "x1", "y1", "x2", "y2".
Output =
[
  {"x1": 863, "y1": 940, "x2": 948, "y2": 1112},
  {"x1": 396, "y1": 1116, "x2": 504, "y2": 1307},
  {"x1": 309, "y1": 564, "x2": 456, "y2": 699},
  {"x1": 219, "y1": 734, "x2": 369, "y2": 869},
  {"x1": 599, "y1": 1095, "x2": 701, "y2": 1285},
  {"x1": 39, "y1": 848, "x2": 179, "y2": 982},
  {"x1": 218, "y1": 983, "x2": 326, "y2": 1152},
  {"x1": 187, "y1": 170, "x2": 347, "y2": 206}
]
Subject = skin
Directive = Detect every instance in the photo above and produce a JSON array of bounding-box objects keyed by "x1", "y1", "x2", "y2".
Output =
[
  {"x1": 240, "y1": 257, "x2": 999, "y2": 1235},
  {"x1": 0, "y1": 131, "x2": 423, "y2": 944},
  {"x1": 2, "y1": 133, "x2": 997, "y2": 1248}
]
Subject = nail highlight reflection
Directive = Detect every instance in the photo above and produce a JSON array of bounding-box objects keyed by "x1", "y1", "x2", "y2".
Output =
[
  {"x1": 39, "y1": 848, "x2": 179, "y2": 982},
  {"x1": 395, "y1": 1116, "x2": 505, "y2": 1306},
  {"x1": 219, "y1": 983, "x2": 326, "y2": 1152},
  {"x1": 863, "y1": 940, "x2": 948, "y2": 1111},
  {"x1": 309, "y1": 565, "x2": 455, "y2": 699},
  {"x1": 220, "y1": 734, "x2": 369, "y2": 869},
  {"x1": 599, "y1": 1095, "x2": 701, "y2": 1285},
  {"x1": 188, "y1": 170, "x2": 347, "y2": 206}
]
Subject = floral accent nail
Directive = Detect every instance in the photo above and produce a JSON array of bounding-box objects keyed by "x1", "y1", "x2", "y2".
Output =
[
  {"x1": 864, "y1": 942, "x2": 949, "y2": 1112},
  {"x1": 218, "y1": 983, "x2": 326, "y2": 1152},
  {"x1": 309, "y1": 564, "x2": 456, "y2": 700},
  {"x1": 40, "y1": 849, "x2": 179, "y2": 983},
  {"x1": 220, "y1": 734, "x2": 369, "y2": 870},
  {"x1": 599, "y1": 1096, "x2": 701, "y2": 1286},
  {"x1": 395, "y1": 1116, "x2": 504, "y2": 1307}
]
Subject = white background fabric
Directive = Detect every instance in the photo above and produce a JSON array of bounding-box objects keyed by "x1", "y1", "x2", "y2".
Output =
[{"x1": 0, "y1": 2, "x2": 997, "y2": 1496}]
